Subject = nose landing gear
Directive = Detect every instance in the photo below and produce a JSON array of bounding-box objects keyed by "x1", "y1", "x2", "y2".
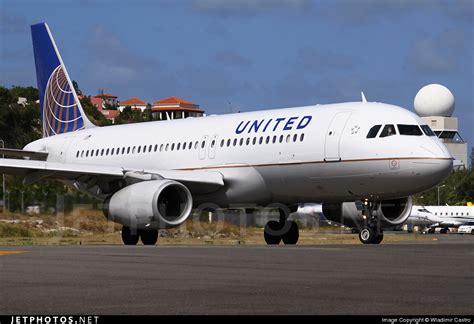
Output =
[{"x1": 359, "y1": 201, "x2": 384, "y2": 244}]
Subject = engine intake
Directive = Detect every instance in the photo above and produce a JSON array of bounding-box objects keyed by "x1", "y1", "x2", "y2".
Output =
[
  {"x1": 104, "y1": 180, "x2": 193, "y2": 229},
  {"x1": 322, "y1": 196, "x2": 413, "y2": 229}
]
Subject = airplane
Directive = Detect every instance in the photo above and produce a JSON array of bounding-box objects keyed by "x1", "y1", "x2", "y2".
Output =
[
  {"x1": 0, "y1": 23, "x2": 453, "y2": 245},
  {"x1": 405, "y1": 204, "x2": 474, "y2": 233}
]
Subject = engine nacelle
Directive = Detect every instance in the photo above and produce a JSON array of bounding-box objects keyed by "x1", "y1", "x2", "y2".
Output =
[
  {"x1": 322, "y1": 197, "x2": 413, "y2": 229},
  {"x1": 103, "y1": 180, "x2": 193, "y2": 230},
  {"x1": 377, "y1": 197, "x2": 413, "y2": 226}
]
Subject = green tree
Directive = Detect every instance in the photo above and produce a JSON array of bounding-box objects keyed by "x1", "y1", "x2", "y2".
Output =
[
  {"x1": 72, "y1": 80, "x2": 83, "y2": 96},
  {"x1": 80, "y1": 96, "x2": 111, "y2": 126}
]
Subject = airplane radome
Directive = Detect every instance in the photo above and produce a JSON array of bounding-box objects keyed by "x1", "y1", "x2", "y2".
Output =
[{"x1": 0, "y1": 23, "x2": 454, "y2": 245}]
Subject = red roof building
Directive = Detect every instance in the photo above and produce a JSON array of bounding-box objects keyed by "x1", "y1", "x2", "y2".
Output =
[
  {"x1": 119, "y1": 97, "x2": 148, "y2": 112},
  {"x1": 152, "y1": 97, "x2": 204, "y2": 120}
]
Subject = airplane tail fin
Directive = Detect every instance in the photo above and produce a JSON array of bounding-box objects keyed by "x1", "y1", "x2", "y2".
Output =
[{"x1": 31, "y1": 22, "x2": 94, "y2": 138}]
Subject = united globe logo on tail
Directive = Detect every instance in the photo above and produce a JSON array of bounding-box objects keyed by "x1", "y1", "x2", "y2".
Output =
[
  {"x1": 43, "y1": 65, "x2": 84, "y2": 137},
  {"x1": 31, "y1": 22, "x2": 94, "y2": 138}
]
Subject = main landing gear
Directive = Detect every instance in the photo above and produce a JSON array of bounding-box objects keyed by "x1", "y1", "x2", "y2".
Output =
[
  {"x1": 264, "y1": 206, "x2": 299, "y2": 245},
  {"x1": 121, "y1": 226, "x2": 158, "y2": 245},
  {"x1": 359, "y1": 201, "x2": 384, "y2": 244}
]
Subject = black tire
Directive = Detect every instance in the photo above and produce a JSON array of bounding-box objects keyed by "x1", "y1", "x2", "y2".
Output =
[
  {"x1": 282, "y1": 221, "x2": 299, "y2": 245},
  {"x1": 121, "y1": 226, "x2": 139, "y2": 245},
  {"x1": 440, "y1": 228, "x2": 448, "y2": 234},
  {"x1": 471, "y1": 230, "x2": 474, "y2": 235},
  {"x1": 372, "y1": 232, "x2": 384, "y2": 244},
  {"x1": 359, "y1": 227, "x2": 376, "y2": 244},
  {"x1": 140, "y1": 229, "x2": 158, "y2": 245},
  {"x1": 264, "y1": 220, "x2": 282, "y2": 245}
]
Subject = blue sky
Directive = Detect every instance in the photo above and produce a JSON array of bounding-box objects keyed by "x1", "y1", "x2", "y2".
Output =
[{"x1": 0, "y1": 0, "x2": 473, "y2": 159}]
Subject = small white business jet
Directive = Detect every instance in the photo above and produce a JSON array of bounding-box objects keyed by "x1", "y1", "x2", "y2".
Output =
[
  {"x1": 406, "y1": 205, "x2": 474, "y2": 233},
  {"x1": 0, "y1": 23, "x2": 453, "y2": 245}
]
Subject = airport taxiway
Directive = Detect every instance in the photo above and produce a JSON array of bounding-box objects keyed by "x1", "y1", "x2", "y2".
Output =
[{"x1": 0, "y1": 235, "x2": 473, "y2": 315}]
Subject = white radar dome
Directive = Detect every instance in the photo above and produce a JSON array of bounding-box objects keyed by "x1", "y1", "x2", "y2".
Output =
[{"x1": 414, "y1": 84, "x2": 455, "y2": 117}]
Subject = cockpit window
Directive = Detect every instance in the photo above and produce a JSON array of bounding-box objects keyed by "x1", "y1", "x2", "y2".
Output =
[
  {"x1": 397, "y1": 124, "x2": 422, "y2": 136},
  {"x1": 380, "y1": 124, "x2": 396, "y2": 137},
  {"x1": 366, "y1": 125, "x2": 382, "y2": 138},
  {"x1": 421, "y1": 125, "x2": 436, "y2": 136}
]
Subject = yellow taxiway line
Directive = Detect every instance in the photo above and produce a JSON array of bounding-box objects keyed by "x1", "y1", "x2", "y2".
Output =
[{"x1": 0, "y1": 251, "x2": 28, "y2": 256}]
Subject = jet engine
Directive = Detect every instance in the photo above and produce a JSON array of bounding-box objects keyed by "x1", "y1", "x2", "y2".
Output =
[
  {"x1": 103, "y1": 180, "x2": 193, "y2": 230},
  {"x1": 322, "y1": 197, "x2": 413, "y2": 229}
]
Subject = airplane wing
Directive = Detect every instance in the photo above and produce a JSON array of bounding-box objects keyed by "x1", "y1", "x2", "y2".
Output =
[
  {"x1": 0, "y1": 148, "x2": 48, "y2": 161},
  {"x1": 0, "y1": 158, "x2": 224, "y2": 194}
]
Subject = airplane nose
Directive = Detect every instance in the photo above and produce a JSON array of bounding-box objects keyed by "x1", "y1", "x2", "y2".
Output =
[{"x1": 409, "y1": 138, "x2": 453, "y2": 192}]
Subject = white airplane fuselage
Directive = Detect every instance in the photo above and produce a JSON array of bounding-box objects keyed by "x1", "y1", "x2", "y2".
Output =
[{"x1": 24, "y1": 101, "x2": 453, "y2": 207}]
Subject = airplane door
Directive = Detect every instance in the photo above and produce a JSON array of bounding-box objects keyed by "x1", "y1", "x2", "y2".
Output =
[
  {"x1": 324, "y1": 111, "x2": 351, "y2": 162},
  {"x1": 208, "y1": 134, "x2": 218, "y2": 159},
  {"x1": 198, "y1": 135, "x2": 208, "y2": 160}
]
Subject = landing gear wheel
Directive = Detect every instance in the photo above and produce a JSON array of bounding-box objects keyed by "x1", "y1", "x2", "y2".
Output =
[
  {"x1": 471, "y1": 229, "x2": 474, "y2": 235},
  {"x1": 264, "y1": 221, "x2": 282, "y2": 245},
  {"x1": 440, "y1": 228, "x2": 448, "y2": 234},
  {"x1": 282, "y1": 221, "x2": 299, "y2": 245},
  {"x1": 140, "y1": 229, "x2": 158, "y2": 245},
  {"x1": 359, "y1": 227, "x2": 377, "y2": 244},
  {"x1": 372, "y1": 232, "x2": 384, "y2": 244},
  {"x1": 121, "y1": 226, "x2": 139, "y2": 245}
]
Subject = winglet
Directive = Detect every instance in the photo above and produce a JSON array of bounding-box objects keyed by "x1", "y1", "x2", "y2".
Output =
[{"x1": 361, "y1": 91, "x2": 367, "y2": 103}]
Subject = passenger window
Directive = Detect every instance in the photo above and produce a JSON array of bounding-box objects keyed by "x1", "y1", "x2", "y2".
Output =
[
  {"x1": 154, "y1": 144, "x2": 158, "y2": 152},
  {"x1": 233, "y1": 139, "x2": 237, "y2": 146},
  {"x1": 165, "y1": 144, "x2": 169, "y2": 151},
  {"x1": 171, "y1": 143, "x2": 175, "y2": 151},
  {"x1": 106, "y1": 149, "x2": 110, "y2": 156},
  {"x1": 195, "y1": 141, "x2": 199, "y2": 149},
  {"x1": 397, "y1": 124, "x2": 422, "y2": 136},
  {"x1": 211, "y1": 140, "x2": 215, "y2": 148},
  {"x1": 220, "y1": 139, "x2": 224, "y2": 147},
  {"x1": 266, "y1": 136, "x2": 270, "y2": 144},
  {"x1": 127, "y1": 147, "x2": 130, "y2": 154},
  {"x1": 76, "y1": 151, "x2": 79, "y2": 158},
  {"x1": 111, "y1": 148, "x2": 114, "y2": 155},
  {"x1": 272, "y1": 135, "x2": 277, "y2": 143},
  {"x1": 159, "y1": 144, "x2": 163, "y2": 152},
  {"x1": 227, "y1": 139, "x2": 231, "y2": 147},
  {"x1": 239, "y1": 138, "x2": 243, "y2": 146},
  {"x1": 279, "y1": 135, "x2": 284, "y2": 143},
  {"x1": 259, "y1": 137, "x2": 263, "y2": 144},
  {"x1": 101, "y1": 149, "x2": 104, "y2": 156},
  {"x1": 252, "y1": 137, "x2": 256, "y2": 145},
  {"x1": 81, "y1": 151, "x2": 84, "y2": 158},
  {"x1": 366, "y1": 125, "x2": 382, "y2": 138},
  {"x1": 86, "y1": 150, "x2": 89, "y2": 157},
  {"x1": 137, "y1": 146, "x2": 141, "y2": 153},
  {"x1": 177, "y1": 143, "x2": 181, "y2": 150},
  {"x1": 380, "y1": 125, "x2": 396, "y2": 137},
  {"x1": 293, "y1": 134, "x2": 297, "y2": 142},
  {"x1": 201, "y1": 141, "x2": 205, "y2": 149},
  {"x1": 246, "y1": 138, "x2": 250, "y2": 145}
]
